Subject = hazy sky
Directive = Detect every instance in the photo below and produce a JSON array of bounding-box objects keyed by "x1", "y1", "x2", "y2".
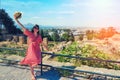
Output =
[{"x1": 1, "y1": 0, "x2": 120, "y2": 27}]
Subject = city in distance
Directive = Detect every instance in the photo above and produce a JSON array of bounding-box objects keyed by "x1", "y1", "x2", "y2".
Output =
[{"x1": 20, "y1": 23, "x2": 120, "y2": 32}]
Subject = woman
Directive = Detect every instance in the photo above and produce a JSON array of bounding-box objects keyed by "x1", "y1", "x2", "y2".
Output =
[{"x1": 14, "y1": 16, "x2": 48, "y2": 80}]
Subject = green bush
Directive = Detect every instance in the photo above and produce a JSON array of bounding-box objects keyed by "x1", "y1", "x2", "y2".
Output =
[
  {"x1": 57, "y1": 42, "x2": 120, "y2": 70},
  {"x1": 57, "y1": 69, "x2": 72, "y2": 77}
]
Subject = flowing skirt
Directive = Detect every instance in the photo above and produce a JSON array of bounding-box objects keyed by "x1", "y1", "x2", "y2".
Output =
[{"x1": 20, "y1": 42, "x2": 41, "y2": 67}]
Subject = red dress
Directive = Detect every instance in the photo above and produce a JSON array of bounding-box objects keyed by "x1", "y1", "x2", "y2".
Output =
[{"x1": 20, "y1": 29, "x2": 42, "y2": 67}]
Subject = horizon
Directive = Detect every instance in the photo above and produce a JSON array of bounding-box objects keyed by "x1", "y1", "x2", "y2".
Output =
[
  {"x1": 20, "y1": 23, "x2": 120, "y2": 32},
  {"x1": 1, "y1": 0, "x2": 120, "y2": 28}
]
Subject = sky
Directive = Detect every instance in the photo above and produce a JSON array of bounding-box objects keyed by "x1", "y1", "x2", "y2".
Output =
[{"x1": 1, "y1": 0, "x2": 120, "y2": 28}]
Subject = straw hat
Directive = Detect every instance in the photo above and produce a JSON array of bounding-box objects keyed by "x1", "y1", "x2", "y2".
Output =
[{"x1": 14, "y1": 12, "x2": 22, "y2": 19}]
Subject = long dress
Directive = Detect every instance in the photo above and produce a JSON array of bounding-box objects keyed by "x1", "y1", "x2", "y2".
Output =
[{"x1": 20, "y1": 29, "x2": 42, "y2": 67}]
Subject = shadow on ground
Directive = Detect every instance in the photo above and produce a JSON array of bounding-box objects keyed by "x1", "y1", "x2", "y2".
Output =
[{"x1": 35, "y1": 69, "x2": 60, "y2": 80}]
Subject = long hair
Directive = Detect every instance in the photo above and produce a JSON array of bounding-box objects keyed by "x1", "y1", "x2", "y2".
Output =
[{"x1": 31, "y1": 24, "x2": 40, "y2": 35}]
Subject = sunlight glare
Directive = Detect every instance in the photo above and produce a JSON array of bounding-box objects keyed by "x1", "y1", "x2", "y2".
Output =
[{"x1": 91, "y1": 0, "x2": 113, "y2": 8}]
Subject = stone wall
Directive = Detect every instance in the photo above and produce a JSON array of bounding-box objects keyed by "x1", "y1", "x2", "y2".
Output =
[
  {"x1": 0, "y1": 35, "x2": 48, "y2": 45},
  {"x1": 0, "y1": 34, "x2": 27, "y2": 44},
  {"x1": 1, "y1": 34, "x2": 13, "y2": 41},
  {"x1": 19, "y1": 36, "x2": 27, "y2": 44}
]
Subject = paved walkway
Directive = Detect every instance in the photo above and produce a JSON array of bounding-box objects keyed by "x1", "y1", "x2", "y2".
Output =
[
  {"x1": 0, "y1": 63, "x2": 78, "y2": 80},
  {"x1": 1, "y1": 55, "x2": 120, "y2": 80},
  {"x1": 43, "y1": 56, "x2": 120, "y2": 77}
]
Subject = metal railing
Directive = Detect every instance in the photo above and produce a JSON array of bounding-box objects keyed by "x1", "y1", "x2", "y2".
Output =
[{"x1": 0, "y1": 47, "x2": 120, "y2": 79}]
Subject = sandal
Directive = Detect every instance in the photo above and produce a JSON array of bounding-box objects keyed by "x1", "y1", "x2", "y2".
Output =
[{"x1": 32, "y1": 76, "x2": 36, "y2": 80}]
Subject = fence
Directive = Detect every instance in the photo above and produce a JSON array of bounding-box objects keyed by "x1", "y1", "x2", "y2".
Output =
[{"x1": 0, "y1": 47, "x2": 120, "y2": 79}]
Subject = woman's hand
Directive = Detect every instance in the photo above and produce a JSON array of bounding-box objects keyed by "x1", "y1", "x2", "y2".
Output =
[
  {"x1": 13, "y1": 12, "x2": 26, "y2": 31},
  {"x1": 14, "y1": 15, "x2": 18, "y2": 21},
  {"x1": 45, "y1": 47, "x2": 49, "y2": 51}
]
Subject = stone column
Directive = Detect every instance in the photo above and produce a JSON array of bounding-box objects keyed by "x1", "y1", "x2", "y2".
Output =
[
  {"x1": 43, "y1": 37, "x2": 48, "y2": 46},
  {"x1": 19, "y1": 36, "x2": 26, "y2": 44},
  {"x1": 74, "y1": 35, "x2": 80, "y2": 41},
  {"x1": 12, "y1": 36, "x2": 19, "y2": 44}
]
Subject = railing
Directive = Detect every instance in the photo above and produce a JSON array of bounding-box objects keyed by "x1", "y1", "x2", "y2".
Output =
[{"x1": 0, "y1": 47, "x2": 120, "y2": 79}]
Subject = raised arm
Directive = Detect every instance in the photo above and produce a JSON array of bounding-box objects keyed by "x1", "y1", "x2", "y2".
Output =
[{"x1": 14, "y1": 17, "x2": 26, "y2": 31}]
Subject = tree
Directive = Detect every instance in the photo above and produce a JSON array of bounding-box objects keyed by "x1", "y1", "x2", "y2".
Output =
[
  {"x1": 40, "y1": 29, "x2": 52, "y2": 41},
  {"x1": 107, "y1": 27, "x2": 116, "y2": 38},
  {"x1": 79, "y1": 34, "x2": 84, "y2": 41},
  {"x1": 0, "y1": 9, "x2": 22, "y2": 34},
  {"x1": 61, "y1": 32, "x2": 70, "y2": 41},
  {"x1": 86, "y1": 30, "x2": 94, "y2": 40},
  {"x1": 98, "y1": 28, "x2": 106, "y2": 39},
  {"x1": 51, "y1": 32, "x2": 60, "y2": 42},
  {"x1": 40, "y1": 29, "x2": 44, "y2": 38},
  {"x1": 69, "y1": 32, "x2": 74, "y2": 41}
]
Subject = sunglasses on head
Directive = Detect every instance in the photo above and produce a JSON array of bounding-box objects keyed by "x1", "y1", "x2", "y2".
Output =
[{"x1": 34, "y1": 27, "x2": 39, "y2": 29}]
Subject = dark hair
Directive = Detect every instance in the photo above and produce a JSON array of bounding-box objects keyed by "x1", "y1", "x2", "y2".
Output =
[{"x1": 31, "y1": 24, "x2": 40, "y2": 34}]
